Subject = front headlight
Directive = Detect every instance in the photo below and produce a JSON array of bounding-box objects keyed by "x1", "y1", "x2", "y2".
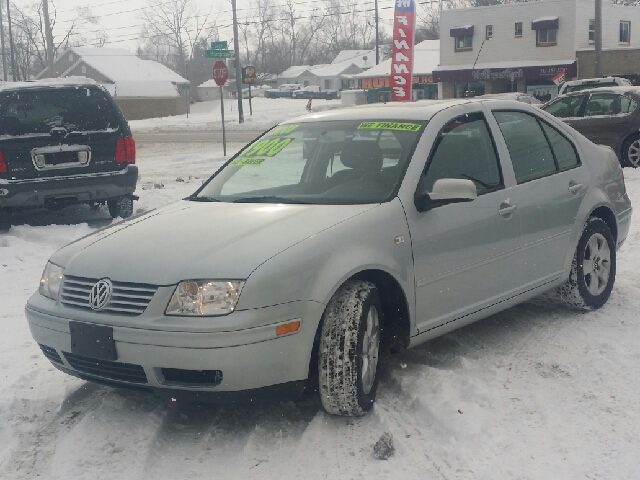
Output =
[
  {"x1": 39, "y1": 262, "x2": 64, "y2": 300},
  {"x1": 165, "y1": 280, "x2": 245, "y2": 316}
]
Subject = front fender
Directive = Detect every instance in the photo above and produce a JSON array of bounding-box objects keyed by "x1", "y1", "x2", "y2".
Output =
[{"x1": 236, "y1": 198, "x2": 416, "y2": 332}]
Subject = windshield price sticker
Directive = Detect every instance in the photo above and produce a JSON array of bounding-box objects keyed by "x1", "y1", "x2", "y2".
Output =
[
  {"x1": 230, "y1": 157, "x2": 266, "y2": 166},
  {"x1": 241, "y1": 138, "x2": 293, "y2": 157},
  {"x1": 268, "y1": 125, "x2": 299, "y2": 136},
  {"x1": 357, "y1": 122, "x2": 421, "y2": 132}
]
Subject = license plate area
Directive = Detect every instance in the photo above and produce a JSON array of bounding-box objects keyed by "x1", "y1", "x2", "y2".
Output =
[
  {"x1": 69, "y1": 321, "x2": 117, "y2": 361},
  {"x1": 31, "y1": 145, "x2": 91, "y2": 170},
  {"x1": 46, "y1": 151, "x2": 79, "y2": 165}
]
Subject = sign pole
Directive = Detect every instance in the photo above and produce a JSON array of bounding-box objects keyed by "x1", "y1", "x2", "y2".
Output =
[
  {"x1": 220, "y1": 86, "x2": 226, "y2": 156},
  {"x1": 248, "y1": 85, "x2": 253, "y2": 115}
]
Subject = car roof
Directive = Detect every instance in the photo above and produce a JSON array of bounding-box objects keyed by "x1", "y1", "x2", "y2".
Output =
[
  {"x1": 0, "y1": 76, "x2": 99, "y2": 93},
  {"x1": 281, "y1": 98, "x2": 532, "y2": 123},
  {"x1": 563, "y1": 77, "x2": 627, "y2": 86},
  {"x1": 561, "y1": 85, "x2": 640, "y2": 96}
]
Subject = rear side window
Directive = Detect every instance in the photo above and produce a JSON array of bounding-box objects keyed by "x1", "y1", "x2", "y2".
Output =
[
  {"x1": 543, "y1": 95, "x2": 585, "y2": 118},
  {"x1": 584, "y1": 93, "x2": 627, "y2": 116},
  {"x1": 494, "y1": 111, "x2": 556, "y2": 183},
  {"x1": 540, "y1": 122, "x2": 580, "y2": 170},
  {"x1": 0, "y1": 88, "x2": 118, "y2": 136},
  {"x1": 424, "y1": 112, "x2": 503, "y2": 195}
]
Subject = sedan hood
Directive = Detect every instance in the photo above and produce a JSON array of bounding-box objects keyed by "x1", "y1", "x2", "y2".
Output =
[{"x1": 54, "y1": 200, "x2": 377, "y2": 285}]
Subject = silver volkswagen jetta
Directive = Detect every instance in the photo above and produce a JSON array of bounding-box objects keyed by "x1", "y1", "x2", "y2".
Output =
[{"x1": 27, "y1": 99, "x2": 632, "y2": 416}]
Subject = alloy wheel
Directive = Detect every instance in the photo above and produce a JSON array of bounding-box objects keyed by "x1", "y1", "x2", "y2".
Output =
[
  {"x1": 582, "y1": 232, "x2": 611, "y2": 296},
  {"x1": 361, "y1": 305, "x2": 380, "y2": 395}
]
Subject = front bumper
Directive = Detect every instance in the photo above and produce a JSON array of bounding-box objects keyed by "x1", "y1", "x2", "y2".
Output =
[
  {"x1": 0, "y1": 165, "x2": 138, "y2": 209},
  {"x1": 25, "y1": 299, "x2": 324, "y2": 395}
]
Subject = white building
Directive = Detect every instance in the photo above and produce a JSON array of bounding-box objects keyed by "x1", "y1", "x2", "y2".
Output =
[
  {"x1": 435, "y1": 0, "x2": 640, "y2": 99},
  {"x1": 277, "y1": 58, "x2": 365, "y2": 89}
]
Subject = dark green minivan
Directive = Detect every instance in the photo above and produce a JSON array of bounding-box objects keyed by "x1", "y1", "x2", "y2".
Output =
[{"x1": 0, "y1": 79, "x2": 138, "y2": 229}]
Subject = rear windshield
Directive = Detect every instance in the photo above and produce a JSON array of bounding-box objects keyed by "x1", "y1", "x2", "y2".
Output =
[
  {"x1": 564, "y1": 82, "x2": 618, "y2": 93},
  {"x1": 0, "y1": 87, "x2": 119, "y2": 136}
]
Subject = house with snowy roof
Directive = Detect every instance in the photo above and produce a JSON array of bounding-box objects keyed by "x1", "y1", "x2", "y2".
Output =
[
  {"x1": 277, "y1": 60, "x2": 364, "y2": 90},
  {"x1": 36, "y1": 47, "x2": 190, "y2": 120}
]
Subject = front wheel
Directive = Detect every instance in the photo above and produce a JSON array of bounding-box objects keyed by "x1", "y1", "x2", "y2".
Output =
[
  {"x1": 107, "y1": 197, "x2": 134, "y2": 219},
  {"x1": 622, "y1": 134, "x2": 640, "y2": 168},
  {"x1": 318, "y1": 280, "x2": 382, "y2": 416},
  {"x1": 555, "y1": 218, "x2": 616, "y2": 310}
]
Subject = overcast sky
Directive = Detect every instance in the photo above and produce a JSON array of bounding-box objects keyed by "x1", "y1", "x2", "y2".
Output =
[{"x1": 10, "y1": 0, "x2": 398, "y2": 53}]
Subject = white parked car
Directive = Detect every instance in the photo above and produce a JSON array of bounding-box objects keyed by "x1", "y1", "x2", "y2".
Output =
[
  {"x1": 558, "y1": 76, "x2": 632, "y2": 95},
  {"x1": 28, "y1": 99, "x2": 632, "y2": 416}
]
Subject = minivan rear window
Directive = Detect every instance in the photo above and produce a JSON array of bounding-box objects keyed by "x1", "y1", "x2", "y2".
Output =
[{"x1": 0, "y1": 88, "x2": 118, "y2": 136}]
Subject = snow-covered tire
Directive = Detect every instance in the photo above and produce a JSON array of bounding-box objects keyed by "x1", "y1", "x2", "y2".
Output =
[
  {"x1": 107, "y1": 197, "x2": 134, "y2": 219},
  {"x1": 554, "y1": 218, "x2": 616, "y2": 310},
  {"x1": 318, "y1": 280, "x2": 382, "y2": 416}
]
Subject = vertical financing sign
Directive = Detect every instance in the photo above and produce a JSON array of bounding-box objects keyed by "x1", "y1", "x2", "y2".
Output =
[{"x1": 390, "y1": 0, "x2": 416, "y2": 102}]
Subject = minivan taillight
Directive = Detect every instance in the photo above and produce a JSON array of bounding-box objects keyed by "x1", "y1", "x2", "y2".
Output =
[
  {"x1": 0, "y1": 150, "x2": 7, "y2": 174},
  {"x1": 115, "y1": 136, "x2": 136, "y2": 164}
]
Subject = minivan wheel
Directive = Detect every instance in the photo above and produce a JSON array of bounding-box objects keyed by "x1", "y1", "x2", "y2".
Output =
[
  {"x1": 622, "y1": 134, "x2": 640, "y2": 168},
  {"x1": 107, "y1": 197, "x2": 134, "y2": 219},
  {"x1": 318, "y1": 280, "x2": 381, "y2": 416},
  {"x1": 555, "y1": 218, "x2": 616, "y2": 310}
]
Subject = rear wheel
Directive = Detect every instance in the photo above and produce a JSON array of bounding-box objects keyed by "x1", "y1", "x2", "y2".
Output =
[
  {"x1": 622, "y1": 134, "x2": 640, "y2": 168},
  {"x1": 555, "y1": 218, "x2": 616, "y2": 310},
  {"x1": 0, "y1": 209, "x2": 10, "y2": 232},
  {"x1": 318, "y1": 280, "x2": 381, "y2": 416},
  {"x1": 107, "y1": 197, "x2": 134, "y2": 219}
]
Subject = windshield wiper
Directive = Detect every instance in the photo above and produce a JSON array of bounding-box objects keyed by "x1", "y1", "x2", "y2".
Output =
[
  {"x1": 187, "y1": 196, "x2": 220, "y2": 202},
  {"x1": 232, "y1": 196, "x2": 309, "y2": 204}
]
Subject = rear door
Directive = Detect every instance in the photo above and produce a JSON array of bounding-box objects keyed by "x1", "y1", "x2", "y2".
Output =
[{"x1": 0, "y1": 86, "x2": 125, "y2": 181}]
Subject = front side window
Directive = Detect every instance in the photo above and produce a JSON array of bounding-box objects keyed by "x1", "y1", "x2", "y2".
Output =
[
  {"x1": 542, "y1": 95, "x2": 586, "y2": 118},
  {"x1": 585, "y1": 93, "x2": 631, "y2": 116},
  {"x1": 537, "y1": 28, "x2": 557, "y2": 45},
  {"x1": 515, "y1": 22, "x2": 523, "y2": 37},
  {"x1": 455, "y1": 35, "x2": 473, "y2": 51},
  {"x1": 493, "y1": 111, "x2": 557, "y2": 183},
  {"x1": 589, "y1": 19, "x2": 595, "y2": 43},
  {"x1": 486, "y1": 25, "x2": 493, "y2": 39},
  {"x1": 620, "y1": 21, "x2": 631, "y2": 44},
  {"x1": 423, "y1": 112, "x2": 503, "y2": 195},
  {"x1": 195, "y1": 120, "x2": 425, "y2": 205}
]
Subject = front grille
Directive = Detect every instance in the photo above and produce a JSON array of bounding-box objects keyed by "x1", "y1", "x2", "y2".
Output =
[
  {"x1": 39, "y1": 344, "x2": 63, "y2": 365},
  {"x1": 63, "y1": 352, "x2": 148, "y2": 384},
  {"x1": 60, "y1": 275, "x2": 157, "y2": 316}
]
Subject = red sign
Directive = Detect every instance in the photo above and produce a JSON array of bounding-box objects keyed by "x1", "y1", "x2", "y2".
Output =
[
  {"x1": 390, "y1": 0, "x2": 416, "y2": 102},
  {"x1": 213, "y1": 61, "x2": 228, "y2": 86}
]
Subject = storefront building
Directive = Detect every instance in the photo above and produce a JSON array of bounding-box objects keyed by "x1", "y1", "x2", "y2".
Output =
[
  {"x1": 354, "y1": 40, "x2": 440, "y2": 103},
  {"x1": 435, "y1": 0, "x2": 640, "y2": 99}
]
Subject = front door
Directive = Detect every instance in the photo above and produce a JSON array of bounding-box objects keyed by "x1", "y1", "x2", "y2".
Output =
[
  {"x1": 406, "y1": 110, "x2": 521, "y2": 333},
  {"x1": 573, "y1": 93, "x2": 635, "y2": 149}
]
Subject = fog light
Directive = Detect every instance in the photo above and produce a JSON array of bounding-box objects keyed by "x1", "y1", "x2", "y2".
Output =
[
  {"x1": 34, "y1": 154, "x2": 45, "y2": 168},
  {"x1": 78, "y1": 151, "x2": 89, "y2": 164}
]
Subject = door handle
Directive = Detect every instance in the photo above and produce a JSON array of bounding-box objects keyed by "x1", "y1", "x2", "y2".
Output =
[
  {"x1": 568, "y1": 182, "x2": 582, "y2": 195},
  {"x1": 498, "y1": 204, "x2": 517, "y2": 217}
]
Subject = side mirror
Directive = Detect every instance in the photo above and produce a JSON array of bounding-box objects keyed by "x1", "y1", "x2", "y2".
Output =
[{"x1": 414, "y1": 178, "x2": 477, "y2": 212}]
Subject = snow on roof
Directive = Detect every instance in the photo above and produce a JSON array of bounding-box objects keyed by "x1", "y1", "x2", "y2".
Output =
[
  {"x1": 309, "y1": 60, "x2": 363, "y2": 77},
  {"x1": 532, "y1": 16, "x2": 559, "y2": 22},
  {"x1": 453, "y1": 24, "x2": 473, "y2": 29},
  {"x1": 354, "y1": 40, "x2": 440, "y2": 78},
  {"x1": 0, "y1": 76, "x2": 99, "y2": 92},
  {"x1": 278, "y1": 65, "x2": 320, "y2": 78},
  {"x1": 433, "y1": 58, "x2": 576, "y2": 72},
  {"x1": 332, "y1": 49, "x2": 378, "y2": 69},
  {"x1": 198, "y1": 79, "x2": 225, "y2": 88},
  {"x1": 68, "y1": 47, "x2": 188, "y2": 84},
  {"x1": 101, "y1": 81, "x2": 180, "y2": 98}
]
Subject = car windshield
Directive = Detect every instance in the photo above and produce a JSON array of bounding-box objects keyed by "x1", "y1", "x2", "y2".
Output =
[
  {"x1": 194, "y1": 120, "x2": 426, "y2": 204},
  {"x1": 0, "y1": 88, "x2": 118, "y2": 136}
]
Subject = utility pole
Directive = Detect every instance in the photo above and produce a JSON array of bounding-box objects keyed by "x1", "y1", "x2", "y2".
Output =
[
  {"x1": 375, "y1": 0, "x2": 379, "y2": 64},
  {"x1": 0, "y1": 2, "x2": 7, "y2": 81},
  {"x1": 42, "y1": 0, "x2": 55, "y2": 77},
  {"x1": 6, "y1": 0, "x2": 15, "y2": 81},
  {"x1": 594, "y1": 0, "x2": 602, "y2": 77},
  {"x1": 231, "y1": 0, "x2": 244, "y2": 124}
]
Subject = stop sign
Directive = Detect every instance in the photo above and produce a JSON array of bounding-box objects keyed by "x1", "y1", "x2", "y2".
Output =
[{"x1": 213, "y1": 61, "x2": 228, "y2": 86}]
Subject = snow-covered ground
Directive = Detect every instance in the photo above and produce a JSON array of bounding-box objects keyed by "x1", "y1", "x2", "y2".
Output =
[
  {"x1": 129, "y1": 97, "x2": 347, "y2": 133},
  {"x1": 1, "y1": 141, "x2": 640, "y2": 480}
]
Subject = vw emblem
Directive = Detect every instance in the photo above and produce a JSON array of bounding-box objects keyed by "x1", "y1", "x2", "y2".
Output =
[{"x1": 89, "y1": 279, "x2": 112, "y2": 311}]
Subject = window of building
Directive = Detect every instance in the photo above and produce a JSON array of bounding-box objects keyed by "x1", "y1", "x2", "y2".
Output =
[
  {"x1": 324, "y1": 79, "x2": 333, "y2": 89},
  {"x1": 81, "y1": 65, "x2": 87, "y2": 74},
  {"x1": 515, "y1": 22, "x2": 523, "y2": 37},
  {"x1": 455, "y1": 35, "x2": 473, "y2": 51},
  {"x1": 537, "y1": 28, "x2": 557, "y2": 46},
  {"x1": 486, "y1": 25, "x2": 493, "y2": 39},
  {"x1": 620, "y1": 21, "x2": 631, "y2": 44},
  {"x1": 589, "y1": 19, "x2": 595, "y2": 43}
]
